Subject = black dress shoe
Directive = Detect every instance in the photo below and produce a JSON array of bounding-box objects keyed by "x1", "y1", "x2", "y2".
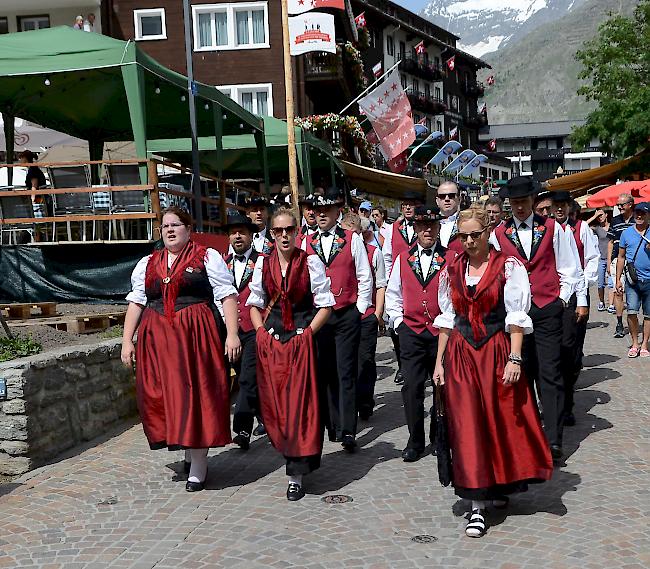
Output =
[
  {"x1": 358, "y1": 406, "x2": 373, "y2": 421},
  {"x1": 550, "y1": 445, "x2": 563, "y2": 460},
  {"x1": 253, "y1": 422, "x2": 266, "y2": 436},
  {"x1": 233, "y1": 432, "x2": 251, "y2": 450},
  {"x1": 287, "y1": 482, "x2": 305, "y2": 501},
  {"x1": 341, "y1": 434, "x2": 357, "y2": 452},
  {"x1": 614, "y1": 324, "x2": 625, "y2": 338},
  {"x1": 185, "y1": 480, "x2": 205, "y2": 492},
  {"x1": 394, "y1": 370, "x2": 404, "y2": 384},
  {"x1": 402, "y1": 448, "x2": 424, "y2": 462},
  {"x1": 564, "y1": 413, "x2": 576, "y2": 426}
]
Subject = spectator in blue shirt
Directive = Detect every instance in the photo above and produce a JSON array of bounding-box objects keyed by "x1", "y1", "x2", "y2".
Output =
[{"x1": 616, "y1": 202, "x2": 650, "y2": 357}]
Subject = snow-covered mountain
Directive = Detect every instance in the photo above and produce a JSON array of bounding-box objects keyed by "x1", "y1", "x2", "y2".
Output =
[{"x1": 422, "y1": 0, "x2": 588, "y2": 57}]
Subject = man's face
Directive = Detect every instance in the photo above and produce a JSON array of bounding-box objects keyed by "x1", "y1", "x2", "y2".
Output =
[
  {"x1": 401, "y1": 200, "x2": 419, "y2": 220},
  {"x1": 302, "y1": 205, "x2": 317, "y2": 226},
  {"x1": 228, "y1": 226, "x2": 253, "y2": 255},
  {"x1": 359, "y1": 208, "x2": 371, "y2": 219},
  {"x1": 616, "y1": 196, "x2": 635, "y2": 219},
  {"x1": 315, "y1": 205, "x2": 339, "y2": 230},
  {"x1": 415, "y1": 220, "x2": 439, "y2": 248},
  {"x1": 436, "y1": 185, "x2": 459, "y2": 217},
  {"x1": 534, "y1": 198, "x2": 553, "y2": 218},
  {"x1": 371, "y1": 209, "x2": 384, "y2": 226},
  {"x1": 634, "y1": 209, "x2": 648, "y2": 228},
  {"x1": 554, "y1": 201, "x2": 571, "y2": 224},
  {"x1": 247, "y1": 205, "x2": 267, "y2": 229},
  {"x1": 510, "y1": 196, "x2": 534, "y2": 221},
  {"x1": 485, "y1": 205, "x2": 502, "y2": 228}
]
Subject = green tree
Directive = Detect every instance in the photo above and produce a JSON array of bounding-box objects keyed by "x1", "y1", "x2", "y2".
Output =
[{"x1": 573, "y1": 1, "x2": 650, "y2": 159}]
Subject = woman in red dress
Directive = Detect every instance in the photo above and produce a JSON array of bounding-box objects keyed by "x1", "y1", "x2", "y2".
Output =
[
  {"x1": 121, "y1": 207, "x2": 242, "y2": 492},
  {"x1": 247, "y1": 208, "x2": 334, "y2": 501},
  {"x1": 433, "y1": 207, "x2": 553, "y2": 538}
]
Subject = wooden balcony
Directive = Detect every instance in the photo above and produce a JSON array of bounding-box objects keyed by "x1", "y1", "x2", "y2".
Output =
[
  {"x1": 399, "y1": 56, "x2": 444, "y2": 82},
  {"x1": 462, "y1": 81, "x2": 486, "y2": 97},
  {"x1": 408, "y1": 92, "x2": 448, "y2": 114}
]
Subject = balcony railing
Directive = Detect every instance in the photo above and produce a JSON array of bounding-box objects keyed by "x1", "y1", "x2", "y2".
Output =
[
  {"x1": 463, "y1": 114, "x2": 488, "y2": 129},
  {"x1": 407, "y1": 91, "x2": 447, "y2": 114},
  {"x1": 304, "y1": 52, "x2": 340, "y2": 79},
  {"x1": 462, "y1": 81, "x2": 485, "y2": 97},
  {"x1": 399, "y1": 56, "x2": 444, "y2": 82}
]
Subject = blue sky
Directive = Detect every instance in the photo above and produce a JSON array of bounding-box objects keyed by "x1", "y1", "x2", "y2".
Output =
[{"x1": 393, "y1": 0, "x2": 427, "y2": 12}]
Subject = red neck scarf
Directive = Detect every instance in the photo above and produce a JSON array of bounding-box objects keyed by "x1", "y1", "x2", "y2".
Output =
[
  {"x1": 145, "y1": 239, "x2": 208, "y2": 322},
  {"x1": 447, "y1": 249, "x2": 506, "y2": 341},
  {"x1": 262, "y1": 247, "x2": 311, "y2": 331}
]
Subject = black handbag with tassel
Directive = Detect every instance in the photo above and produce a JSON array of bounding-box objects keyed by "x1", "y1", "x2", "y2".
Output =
[{"x1": 435, "y1": 387, "x2": 453, "y2": 487}]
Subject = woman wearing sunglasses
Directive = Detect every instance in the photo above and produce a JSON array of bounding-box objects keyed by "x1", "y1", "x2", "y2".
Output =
[
  {"x1": 432, "y1": 208, "x2": 552, "y2": 538},
  {"x1": 247, "y1": 208, "x2": 334, "y2": 501}
]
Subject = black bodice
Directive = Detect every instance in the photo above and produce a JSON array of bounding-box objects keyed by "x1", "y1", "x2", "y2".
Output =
[{"x1": 454, "y1": 286, "x2": 507, "y2": 350}]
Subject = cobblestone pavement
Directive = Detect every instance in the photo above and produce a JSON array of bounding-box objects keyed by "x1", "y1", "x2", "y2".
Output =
[{"x1": 1, "y1": 303, "x2": 649, "y2": 569}]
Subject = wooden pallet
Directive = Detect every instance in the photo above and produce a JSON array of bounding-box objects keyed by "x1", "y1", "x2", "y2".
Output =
[
  {"x1": 8, "y1": 311, "x2": 126, "y2": 334},
  {"x1": 0, "y1": 302, "x2": 58, "y2": 319}
]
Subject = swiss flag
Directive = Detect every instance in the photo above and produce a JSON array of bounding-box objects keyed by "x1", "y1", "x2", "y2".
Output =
[
  {"x1": 488, "y1": 139, "x2": 497, "y2": 151},
  {"x1": 414, "y1": 41, "x2": 425, "y2": 55},
  {"x1": 288, "y1": 0, "x2": 344, "y2": 15},
  {"x1": 357, "y1": 69, "x2": 416, "y2": 161},
  {"x1": 354, "y1": 12, "x2": 366, "y2": 28},
  {"x1": 449, "y1": 126, "x2": 458, "y2": 140},
  {"x1": 486, "y1": 75, "x2": 495, "y2": 86},
  {"x1": 387, "y1": 151, "x2": 408, "y2": 173},
  {"x1": 446, "y1": 56, "x2": 456, "y2": 72}
]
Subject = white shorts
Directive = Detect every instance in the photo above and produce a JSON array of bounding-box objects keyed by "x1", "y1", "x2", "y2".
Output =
[{"x1": 610, "y1": 258, "x2": 625, "y2": 291}]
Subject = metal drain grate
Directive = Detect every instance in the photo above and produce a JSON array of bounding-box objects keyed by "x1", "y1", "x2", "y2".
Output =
[
  {"x1": 321, "y1": 495, "x2": 353, "y2": 504},
  {"x1": 411, "y1": 535, "x2": 438, "y2": 544}
]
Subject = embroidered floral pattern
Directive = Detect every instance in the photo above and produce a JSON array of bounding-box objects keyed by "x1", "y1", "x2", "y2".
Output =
[
  {"x1": 261, "y1": 238, "x2": 274, "y2": 255},
  {"x1": 399, "y1": 221, "x2": 416, "y2": 245},
  {"x1": 311, "y1": 231, "x2": 346, "y2": 265},
  {"x1": 504, "y1": 223, "x2": 523, "y2": 253},
  {"x1": 406, "y1": 249, "x2": 445, "y2": 284}
]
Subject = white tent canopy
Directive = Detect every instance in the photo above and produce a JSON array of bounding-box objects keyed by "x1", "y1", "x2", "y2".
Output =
[{"x1": 0, "y1": 116, "x2": 82, "y2": 153}]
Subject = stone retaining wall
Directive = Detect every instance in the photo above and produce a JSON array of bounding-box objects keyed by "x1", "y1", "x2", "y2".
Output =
[{"x1": 0, "y1": 339, "x2": 137, "y2": 475}]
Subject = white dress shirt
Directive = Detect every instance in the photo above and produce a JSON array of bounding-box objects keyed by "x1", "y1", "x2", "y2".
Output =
[
  {"x1": 382, "y1": 219, "x2": 415, "y2": 275},
  {"x1": 252, "y1": 226, "x2": 270, "y2": 253},
  {"x1": 232, "y1": 247, "x2": 253, "y2": 288},
  {"x1": 439, "y1": 211, "x2": 459, "y2": 248},
  {"x1": 489, "y1": 213, "x2": 581, "y2": 305}
]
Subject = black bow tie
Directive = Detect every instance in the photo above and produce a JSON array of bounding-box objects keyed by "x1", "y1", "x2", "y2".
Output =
[
  {"x1": 519, "y1": 222, "x2": 528, "y2": 230},
  {"x1": 235, "y1": 255, "x2": 246, "y2": 263},
  {"x1": 420, "y1": 248, "x2": 433, "y2": 256},
  {"x1": 308, "y1": 225, "x2": 317, "y2": 232},
  {"x1": 321, "y1": 231, "x2": 332, "y2": 238},
  {"x1": 405, "y1": 220, "x2": 413, "y2": 227}
]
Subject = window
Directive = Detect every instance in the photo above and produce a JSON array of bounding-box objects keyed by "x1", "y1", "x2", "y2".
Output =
[
  {"x1": 400, "y1": 74, "x2": 407, "y2": 89},
  {"x1": 451, "y1": 95, "x2": 458, "y2": 111},
  {"x1": 434, "y1": 56, "x2": 440, "y2": 68},
  {"x1": 434, "y1": 86, "x2": 441, "y2": 100},
  {"x1": 413, "y1": 113, "x2": 421, "y2": 123},
  {"x1": 480, "y1": 166, "x2": 488, "y2": 178},
  {"x1": 424, "y1": 84, "x2": 430, "y2": 98},
  {"x1": 387, "y1": 35, "x2": 394, "y2": 56},
  {"x1": 216, "y1": 83, "x2": 273, "y2": 116},
  {"x1": 436, "y1": 120, "x2": 442, "y2": 132},
  {"x1": 194, "y1": 3, "x2": 269, "y2": 51},
  {"x1": 412, "y1": 79, "x2": 419, "y2": 93},
  {"x1": 399, "y1": 41, "x2": 406, "y2": 60},
  {"x1": 134, "y1": 8, "x2": 166, "y2": 40},
  {"x1": 0, "y1": 17, "x2": 8, "y2": 34},
  {"x1": 18, "y1": 15, "x2": 50, "y2": 31},
  {"x1": 425, "y1": 118, "x2": 432, "y2": 131}
]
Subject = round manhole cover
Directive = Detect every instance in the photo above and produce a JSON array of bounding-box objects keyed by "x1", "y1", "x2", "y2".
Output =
[
  {"x1": 411, "y1": 535, "x2": 438, "y2": 544},
  {"x1": 321, "y1": 495, "x2": 353, "y2": 504}
]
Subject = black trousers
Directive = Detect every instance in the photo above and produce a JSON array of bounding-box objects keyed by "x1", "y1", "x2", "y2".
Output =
[
  {"x1": 357, "y1": 314, "x2": 379, "y2": 413},
  {"x1": 316, "y1": 304, "x2": 361, "y2": 439},
  {"x1": 389, "y1": 327, "x2": 402, "y2": 369},
  {"x1": 398, "y1": 324, "x2": 438, "y2": 452},
  {"x1": 523, "y1": 299, "x2": 565, "y2": 447},
  {"x1": 564, "y1": 292, "x2": 590, "y2": 415},
  {"x1": 232, "y1": 329, "x2": 259, "y2": 435}
]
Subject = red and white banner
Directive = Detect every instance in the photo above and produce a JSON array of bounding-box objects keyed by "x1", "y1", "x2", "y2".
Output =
[
  {"x1": 288, "y1": 12, "x2": 336, "y2": 55},
  {"x1": 288, "y1": 0, "x2": 344, "y2": 15},
  {"x1": 357, "y1": 69, "x2": 416, "y2": 161},
  {"x1": 354, "y1": 12, "x2": 366, "y2": 28},
  {"x1": 372, "y1": 62, "x2": 383, "y2": 78},
  {"x1": 479, "y1": 101, "x2": 487, "y2": 115},
  {"x1": 414, "y1": 41, "x2": 425, "y2": 55},
  {"x1": 486, "y1": 75, "x2": 495, "y2": 86},
  {"x1": 488, "y1": 139, "x2": 497, "y2": 151},
  {"x1": 446, "y1": 56, "x2": 456, "y2": 71},
  {"x1": 449, "y1": 126, "x2": 458, "y2": 140},
  {"x1": 387, "y1": 151, "x2": 408, "y2": 174}
]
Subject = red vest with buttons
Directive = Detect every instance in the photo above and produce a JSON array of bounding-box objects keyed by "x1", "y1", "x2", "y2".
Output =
[
  {"x1": 391, "y1": 219, "x2": 417, "y2": 262},
  {"x1": 398, "y1": 244, "x2": 445, "y2": 336},
  {"x1": 494, "y1": 215, "x2": 560, "y2": 308},
  {"x1": 224, "y1": 250, "x2": 259, "y2": 333},
  {"x1": 567, "y1": 219, "x2": 585, "y2": 268},
  {"x1": 305, "y1": 227, "x2": 358, "y2": 311},
  {"x1": 362, "y1": 244, "x2": 377, "y2": 320}
]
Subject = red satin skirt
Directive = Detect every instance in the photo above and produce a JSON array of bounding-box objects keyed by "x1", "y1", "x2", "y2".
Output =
[
  {"x1": 444, "y1": 329, "x2": 553, "y2": 499},
  {"x1": 256, "y1": 328, "x2": 323, "y2": 461},
  {"x1": 135, "y1": 303, "x2": 232, "y2": 450}
]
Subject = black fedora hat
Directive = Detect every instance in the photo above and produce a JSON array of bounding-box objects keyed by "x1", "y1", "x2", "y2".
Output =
[
  {"x1": 401, "y1": 191, "x2": 425, "y2": 203},
  {"x1": 499, "y1": 176, "x2": 540, "y2": 199},
  {"x1": 299, "y1": 193, "x2": 318, "y2": 206},
  {"x1": 313, "y1": 186, "x2": 344, "y2": 207},
  {"x1": 414, "y1": 204, "x2": 441, "y2": 223},
  {"x1": 550, "y1": 190, "x2": 573, "y2": 202},
  {"x1": 224, "y1": 213, "x2": 257, "y2": 233},
  {"x1": 244, "y1": 195, "x2": 270, "y2": 208}
]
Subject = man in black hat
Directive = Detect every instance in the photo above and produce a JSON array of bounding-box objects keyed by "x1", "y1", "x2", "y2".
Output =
[
  {"x1": 301, "y1": 187, "x2": 373, "y2": 452},
  {"x1": 552, "y1": 191, "x2": 599, "y2": 426},
  {"x1": 386, "y1": 205, "x2": 446, "y2": 462},
  {"x1": 297, "y1": 193, "x2": 319, "y2": 247},
  {"x1": 245, "y1": 196, "x2": 274, "y2": 254},
  {"x1": 224, "y1": 213, "x2": 265, "y2": 448},
  {"x1": 491, "y1": 177, "x2": 581, "y2": 461}
]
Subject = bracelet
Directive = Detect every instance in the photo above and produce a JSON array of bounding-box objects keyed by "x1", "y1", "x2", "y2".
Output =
[{"x1": 508, "y1": 353, "x2": 522, "y2": 365}]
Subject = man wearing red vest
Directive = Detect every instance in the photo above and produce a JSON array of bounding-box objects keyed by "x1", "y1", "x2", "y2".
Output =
[
  {"x1": 301, "y1": 187, "x2": 373, "y2": 452},
  {"x1": 224, "y1": 213, "x2": 265, "y2": 449},
  {"x1": 386, "y1": 205, "x2": 446, "y2": 462},
  {"x1": 491, "y1": 177, "x2": 581, "y2": 461},
  {"x1": 552, "y1": 191, "x2": 599, "y2": 426}
]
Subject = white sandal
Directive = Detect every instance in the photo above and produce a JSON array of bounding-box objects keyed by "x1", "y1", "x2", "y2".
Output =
[{"x1": 465, "y1": 509, "x2": 487, "y2": 538}]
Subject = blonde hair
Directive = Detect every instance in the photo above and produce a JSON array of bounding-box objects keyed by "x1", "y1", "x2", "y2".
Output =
[
  {"x1": 458, "y1": 207, "x2": 490, "y2": 230},
  {"x1": 271, "y1": 207, "x2": 297, "y2": 226}
]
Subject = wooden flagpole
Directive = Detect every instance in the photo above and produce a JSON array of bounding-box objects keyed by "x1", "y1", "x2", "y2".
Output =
[{"x1": 280, "y1": 0, "x2": 300, "y2": 211}]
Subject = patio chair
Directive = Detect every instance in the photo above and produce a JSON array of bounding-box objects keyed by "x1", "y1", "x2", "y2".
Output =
[
  {"x1": 47, "y1": 165, "x2": 94, "y2": 241},
  {"x1": 0, "y1": 196, "x2": 35, "y2": 245},
  {"x1": 106, "y1": 164, "x2": 150, "y2": 240}
]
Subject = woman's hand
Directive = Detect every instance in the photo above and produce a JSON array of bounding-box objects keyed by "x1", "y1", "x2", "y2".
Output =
[
  {"x1": 121, "y1": 340, "x2": 136, "y2": 367},
  {"x1": 433, "y1": 362, "x2": 445, "y2": 386},
  {"x1": 502, "y1": 361, "x2": 521, "y2": 385},
  {"x1": 225, "y1": 333, "x2": 242, "y2": 362}
]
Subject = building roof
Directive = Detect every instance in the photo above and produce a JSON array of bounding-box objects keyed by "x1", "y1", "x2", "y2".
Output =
[{"x1": 478, "y1": 120, "x2": 587, "y2": 141}]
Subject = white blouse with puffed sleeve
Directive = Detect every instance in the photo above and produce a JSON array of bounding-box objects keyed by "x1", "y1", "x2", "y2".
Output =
[
  {"x1": 247, "y1": 254, "x2": 335, "y2": 309},
  {"x1": 433, "y1": 256, "x2": 533, "y2": 334}
]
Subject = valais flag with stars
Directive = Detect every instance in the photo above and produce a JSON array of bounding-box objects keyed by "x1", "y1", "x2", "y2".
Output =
[
  {"x1": 288, "y1": 0, "x2": 344, "y2": 15},
  {"x1": 357, "y1": 69, "x2": 416, "y2": 161}
]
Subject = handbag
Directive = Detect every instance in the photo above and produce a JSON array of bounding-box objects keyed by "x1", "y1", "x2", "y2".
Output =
[
  {"x1": 435, "y1": 387, "x2": 453, "y2": 487},
  {"x1": 623, "y1": 229, "x2": 648, "y2": 286}
]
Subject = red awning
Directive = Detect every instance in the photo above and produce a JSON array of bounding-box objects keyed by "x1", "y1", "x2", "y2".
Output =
[{"x1": 585, "y1": 180, "x2": 650, "y2": 208}]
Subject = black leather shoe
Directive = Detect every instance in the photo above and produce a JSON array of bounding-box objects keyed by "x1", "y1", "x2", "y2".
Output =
[
  {"x1": 253, "y1": 422, "x2": 266, "y2": 436},
  {"x1": 564, "y1": 413, "x2": 576, "y2": 426},
  {"x1": 185, "y1": 480, "x2": 205, "y2": 492},
  {"x1": 233, "y1": 432, "x2": 251, "y2": 450},
  {"x1": 550, "y1": 445, "x2": 563, "y2": 460},
  {"x1": 287, "y1": 482, "x2": 305, "y2": 501},
  {"x1": 394, "y1": 370, "x2": 404, "y2": 384},
  {"x1": 614, "y1": 324, "x2": 625, "y2": 338},
  {"x1": 402, "y1": 448, "x2": 424, "y2": 462},
  {"x1": 341, "y1": 434, "x2": 357, "y2": 452}
]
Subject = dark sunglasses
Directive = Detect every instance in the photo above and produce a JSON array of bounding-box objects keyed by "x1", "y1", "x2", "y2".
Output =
[
  {"x1": 270, "y1": 225, "x2": 297, "y2": 237},
  {"x1": 438, "y1": 193, "x2": 457, "y2": 199},
  {"x1": 458, "y1": 228, "x2": 487, "y2": 241},
  {"x1": 617, "y1": 201, "x2": 633, "y2": 207}
]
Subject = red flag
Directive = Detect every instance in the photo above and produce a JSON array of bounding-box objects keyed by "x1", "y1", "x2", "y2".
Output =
[
  {"x1": 315, "y1": 0, "x2": 345, "y2": 8},
  {"x1": 387, "y1": 151, "x2": 408, "y2": 173},
  {"x1": 446, "y1": 56, "x2": 456, "y2": 72},
  {"x1": 449, "y1": 126, "x2": 458, "y2": 140},
  {"x1": 488, "y1": 139, "x2": 497, "y2": 151},
  {"x1": 414, "y1": 41, "x2": 425, "y2": 55},
  {"x1": 357, "y1": 69, "x2": 416, "y2": 160},
  {"x1": 479, "y1": 102, "x2": 487, "y2": 115},
  {"x1": 486, "y1": 75, "x2": 495, "y2": 86},
  {"x1": 372, "y1": 62, "x2": 382, "y2": 78},
  {"x1": 354, "y1": 12, "x2": 366, "y2": 28}
]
